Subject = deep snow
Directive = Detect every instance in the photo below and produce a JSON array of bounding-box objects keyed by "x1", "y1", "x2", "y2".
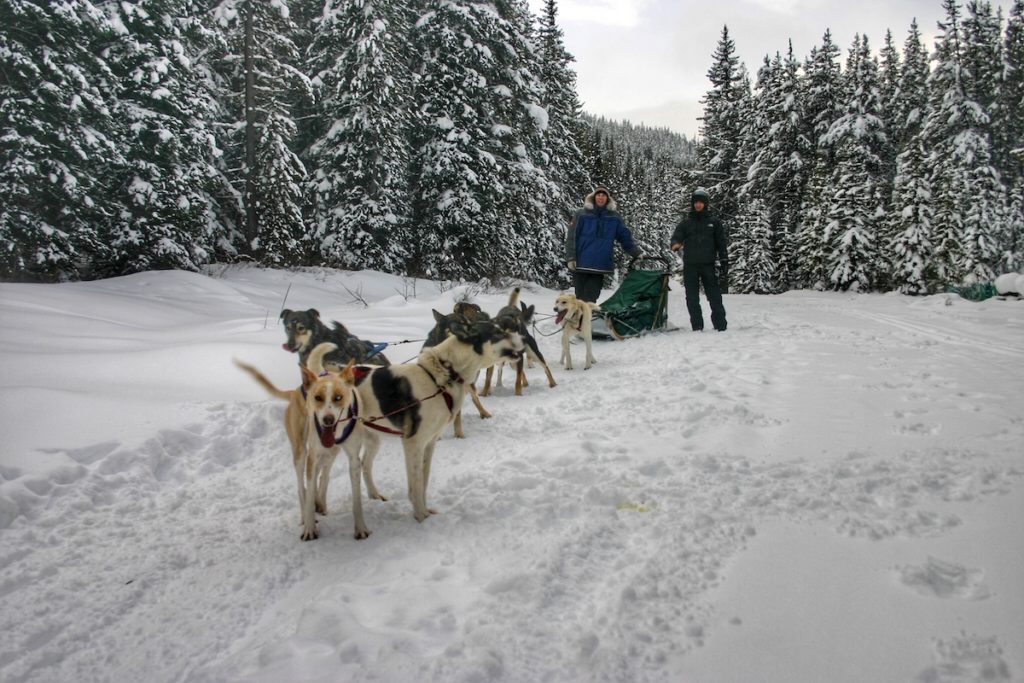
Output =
[{"x1": 0, "y1": 265, "x2": 1022, "y2": 683}]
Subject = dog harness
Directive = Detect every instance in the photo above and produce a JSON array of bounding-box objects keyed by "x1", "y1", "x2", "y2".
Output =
[
  {"x1": 307, "y1": 363, "x2": 463, "y2": 438},
  {"x1": 365, "y1": 341, "x2": 388, "y2": 360},
  {"x1": 303, "y1": 381, "x2": 394, "y2": 441},
  {"x1": 415, "y1": 362, "x2": 460, "y2": 414},
  {"x1": 314, "y1": 394, "x2": 359, "y2": 445}
]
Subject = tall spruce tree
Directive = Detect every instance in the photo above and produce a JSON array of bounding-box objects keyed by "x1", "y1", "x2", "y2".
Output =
[
  {"x1": 307, "y1": 0, "x2": 414, "y2": 272},
  {"x1": 731, "y1": 58, "x2": 776, "y2": 291},
  {"x1": 924, "y1": 0, "x2": 1003, "y2": 285},
  {"x1": 998, "y1": 0, "x2": 1024, "y2": 187},
  {"x1": 536, "y1": 0, "x2": 591, "y2": 274},
  {"x1": 98, "y1": 0, "x2": 222, "y2": 276},
  {"x1": 821, "y1": 34, "x2": 886, "y2": 291},
  {"x1": 410, "y1": 0, "x2": 551, "y2": 282},
  {"x1": 875, "y1": 29, "x2": 900, "y2": 238},
  {"x1": 732, "y1": 195, "x2": 777, "y2": 294},
  {"x1": 889, "y1": 20, "x2": 930, "y2": 157},
  {"x1": 890, "y1": 136, "x2": 937, "y2": 293},
  {"x1": 742, "y1": 43, "x2": 806, "y2": 290},
  {"x1": 253, "y1": 102, "x2": 306, "y2": 265},
  {"x1": 211, "y1": 0, "x2": 310, "y2": 262},
  {"x1": 0, "y1": 0, "x2": 121, "y2": 280},
  {"x1": 888, "y1": 20, "x2": 937, "y2": 293},
  {"x1": 698, "y1": 26, "x2": 745, "y2": 223},
  {"x1": 962, "y1": 0, "x2": 1007, "y2": 276},
  {"x1": 487, "y1": 0, "x2": 561, "y2": 285},
  {"x1": 999, "y1": 0, "x2": 1024, "y2": 269},
  {"x1": 794, "y1": 31, "x2": 843, "y2": 289}
]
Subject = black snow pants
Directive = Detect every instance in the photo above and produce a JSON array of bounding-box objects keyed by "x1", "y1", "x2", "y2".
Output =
[{"x1": 683, "y1": 263, "x2": 727, "y2": 331}]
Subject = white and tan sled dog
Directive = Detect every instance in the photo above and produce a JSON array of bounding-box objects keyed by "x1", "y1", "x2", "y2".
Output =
[
  {"x1": 345, "y1": 317, "x2": 525, "y2": 524},
  {"x1": 553, "y1": 292, "x2": 601, "y2": 370},
  {"x1": 235, "y1": 343, "x2": 384, "y2": 541}
]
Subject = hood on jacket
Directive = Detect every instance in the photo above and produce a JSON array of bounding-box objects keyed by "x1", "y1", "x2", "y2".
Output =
[
  {"x1": 584, "y1": 186, "x2": 618, "y2": 211},
  {"x1": 692, "y1": 188, "x2": 708, "y2": 209},
  {"x1": 691, "y1": 187, "x2": 711, "y2": 211}
]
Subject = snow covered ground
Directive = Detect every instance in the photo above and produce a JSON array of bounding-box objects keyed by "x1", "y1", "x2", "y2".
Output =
[{"x1": 1, "y1": 265, "x2": 1022, "y2": 683}]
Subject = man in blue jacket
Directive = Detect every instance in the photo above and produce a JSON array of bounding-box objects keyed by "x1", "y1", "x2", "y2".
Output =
[
  {"x1": 670, "y1": 187, "x2": 728, "y2": 331},
  {"x1": 565, "y1": 187, "x2": 640, "y2": 303}
]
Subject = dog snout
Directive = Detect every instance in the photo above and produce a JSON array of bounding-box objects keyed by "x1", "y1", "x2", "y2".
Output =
[{"x1": 321, "y1": 414, "x2": 336, "y2": 427}]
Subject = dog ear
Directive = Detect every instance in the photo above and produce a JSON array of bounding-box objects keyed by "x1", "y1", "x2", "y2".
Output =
[
  {"x1": 432, "y1": 309, "x2": 446, "y2": 324},
  {"x1": 520, "y1": 302, "x2": 535, "y2": 323},
  {"x1": 340, "y1": 359, "x2": 356, "y2": 384},
  {"x1": 448, "y1": 317, "x2": 469, "y2": 338},
  {"x1": 300, "y1": 365, "x2": 317, "y2": 390},
  {"x1": 307, "y1": 308, "x2": 321, "y2": 319},
  {"x1": 279, "y1": 309, "x2": 291, "y2": 320}
]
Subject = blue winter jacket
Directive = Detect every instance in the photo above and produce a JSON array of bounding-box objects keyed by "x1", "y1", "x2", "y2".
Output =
[{"x1": 565, "y1": 191, "x2": 639, "y2": 274}]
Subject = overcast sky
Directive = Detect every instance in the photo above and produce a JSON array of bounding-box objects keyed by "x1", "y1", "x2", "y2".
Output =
[{"x1": 528, "y1": 0, "x2": 1019, "y2": 138}]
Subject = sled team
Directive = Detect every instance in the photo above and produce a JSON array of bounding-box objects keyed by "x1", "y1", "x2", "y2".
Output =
[{"x1": 237, "y1": 187, "x2": 730, "y2": 540}]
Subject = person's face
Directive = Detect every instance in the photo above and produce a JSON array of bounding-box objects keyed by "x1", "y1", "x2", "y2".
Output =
[
  {"x1": 595, "y1": 192, "x2": 608, "y2": 207},
  {"x1": 693, "y1": 199, "x2": 706, "y2": 212}
]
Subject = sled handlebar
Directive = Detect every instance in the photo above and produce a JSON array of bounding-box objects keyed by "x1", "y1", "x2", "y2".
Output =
[{"x1": 627, "y1": 255, "x2": 673, "y2": 272}]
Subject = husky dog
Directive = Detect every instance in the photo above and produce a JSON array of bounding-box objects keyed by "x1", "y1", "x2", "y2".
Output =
[
  {"x1": 351, "y1": 318, "x2": 524, "y2": 522},
  {"x1": 482, "y1": 287, "x2": 557, "y2": 396},
  {"x1": 280, "y1": 308, "x2": 390, "y2": 370},
  {"x1": 235, "y1": 343, "x2": 384, "y2": 540},
  {"x1": 422, "y1": 302, "x2": 492, "y2": 437},
  {"x1": 553, "y1": 292, "x2": 601, "y2": 370}
]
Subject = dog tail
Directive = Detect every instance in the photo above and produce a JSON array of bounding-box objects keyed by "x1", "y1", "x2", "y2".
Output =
[
  {"x1": 508, "y1": 286, "x2": 521, "y2": 308},
  {"x1": 234, "y1": 360, "x2": 292, "y2": 401},
  {"x1": 307, "y1": 342, "x2": 338, "y2": 375}
]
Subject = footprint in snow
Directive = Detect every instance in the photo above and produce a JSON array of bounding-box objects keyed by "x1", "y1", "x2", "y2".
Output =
[
  {"x1": 916, "y1": 632, "x2": 1011, "y2": 682},
  {"x1": 895, "y1": 556, "x2": 990, "y2": 600}
]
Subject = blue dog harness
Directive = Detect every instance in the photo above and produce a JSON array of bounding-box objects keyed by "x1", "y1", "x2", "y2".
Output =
[{"x1": 365, "y1": 342, "x2": 388, "y2": 360}]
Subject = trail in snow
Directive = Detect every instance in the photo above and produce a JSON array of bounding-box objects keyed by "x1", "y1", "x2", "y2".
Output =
[{"x1": 0, "y1": 273, "x2": 1021, "y2": 683}]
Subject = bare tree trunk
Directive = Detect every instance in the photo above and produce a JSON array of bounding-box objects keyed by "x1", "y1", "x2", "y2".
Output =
[{"x1": 243, "y1": 0, "x2": 258, "y2": 251}]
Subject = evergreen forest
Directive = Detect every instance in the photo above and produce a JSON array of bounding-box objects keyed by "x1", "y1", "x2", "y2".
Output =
[{"x1": 2, "y1": 0, "x2": 1021, "y2": 294}]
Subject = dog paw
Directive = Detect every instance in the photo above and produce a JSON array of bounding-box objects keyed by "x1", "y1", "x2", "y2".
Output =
[
  {"x1": 354, "y1": 528, "x2": 372, "y2": 540},
  {"x1": 414, "y1": 507, "x2": 439, "y2": 523},
  {"x1": 300, "y1": 527, "x2": 319, "y2": 541}
]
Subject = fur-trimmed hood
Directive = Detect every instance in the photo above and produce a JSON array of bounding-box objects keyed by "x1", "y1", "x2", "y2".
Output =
[{"x1": 583, "y1": 187, "x2": 618, "y2": 211}]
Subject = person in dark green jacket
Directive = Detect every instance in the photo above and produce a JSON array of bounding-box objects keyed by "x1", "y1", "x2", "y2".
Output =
[
  {"x1": 670, "y1": 188, "x2": 728, "y2": 331},
  {"x1": 566, "y1": 187, "x2": 640, "y2": 302}
]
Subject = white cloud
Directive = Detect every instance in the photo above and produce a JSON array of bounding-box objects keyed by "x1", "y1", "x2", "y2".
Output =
[{"x1": 528, "y1": 0, "x2": 652, "y2": 27}]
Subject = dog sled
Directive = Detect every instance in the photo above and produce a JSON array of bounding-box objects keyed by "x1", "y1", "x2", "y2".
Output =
[{"x1": 592, "y1": 256, "x2": 677, "y2": 339}]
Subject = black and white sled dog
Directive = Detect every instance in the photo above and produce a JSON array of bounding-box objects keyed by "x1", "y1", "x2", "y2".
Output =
[
  {"x1": 281, "y1": 308, "x2": 391, "y2": 370},
  {"x1": 346, "y1": 317, "x2": 525, "y2": 523},
  {"x1": 421, "y1": 301, "x2": 493, "y2": 438}
]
